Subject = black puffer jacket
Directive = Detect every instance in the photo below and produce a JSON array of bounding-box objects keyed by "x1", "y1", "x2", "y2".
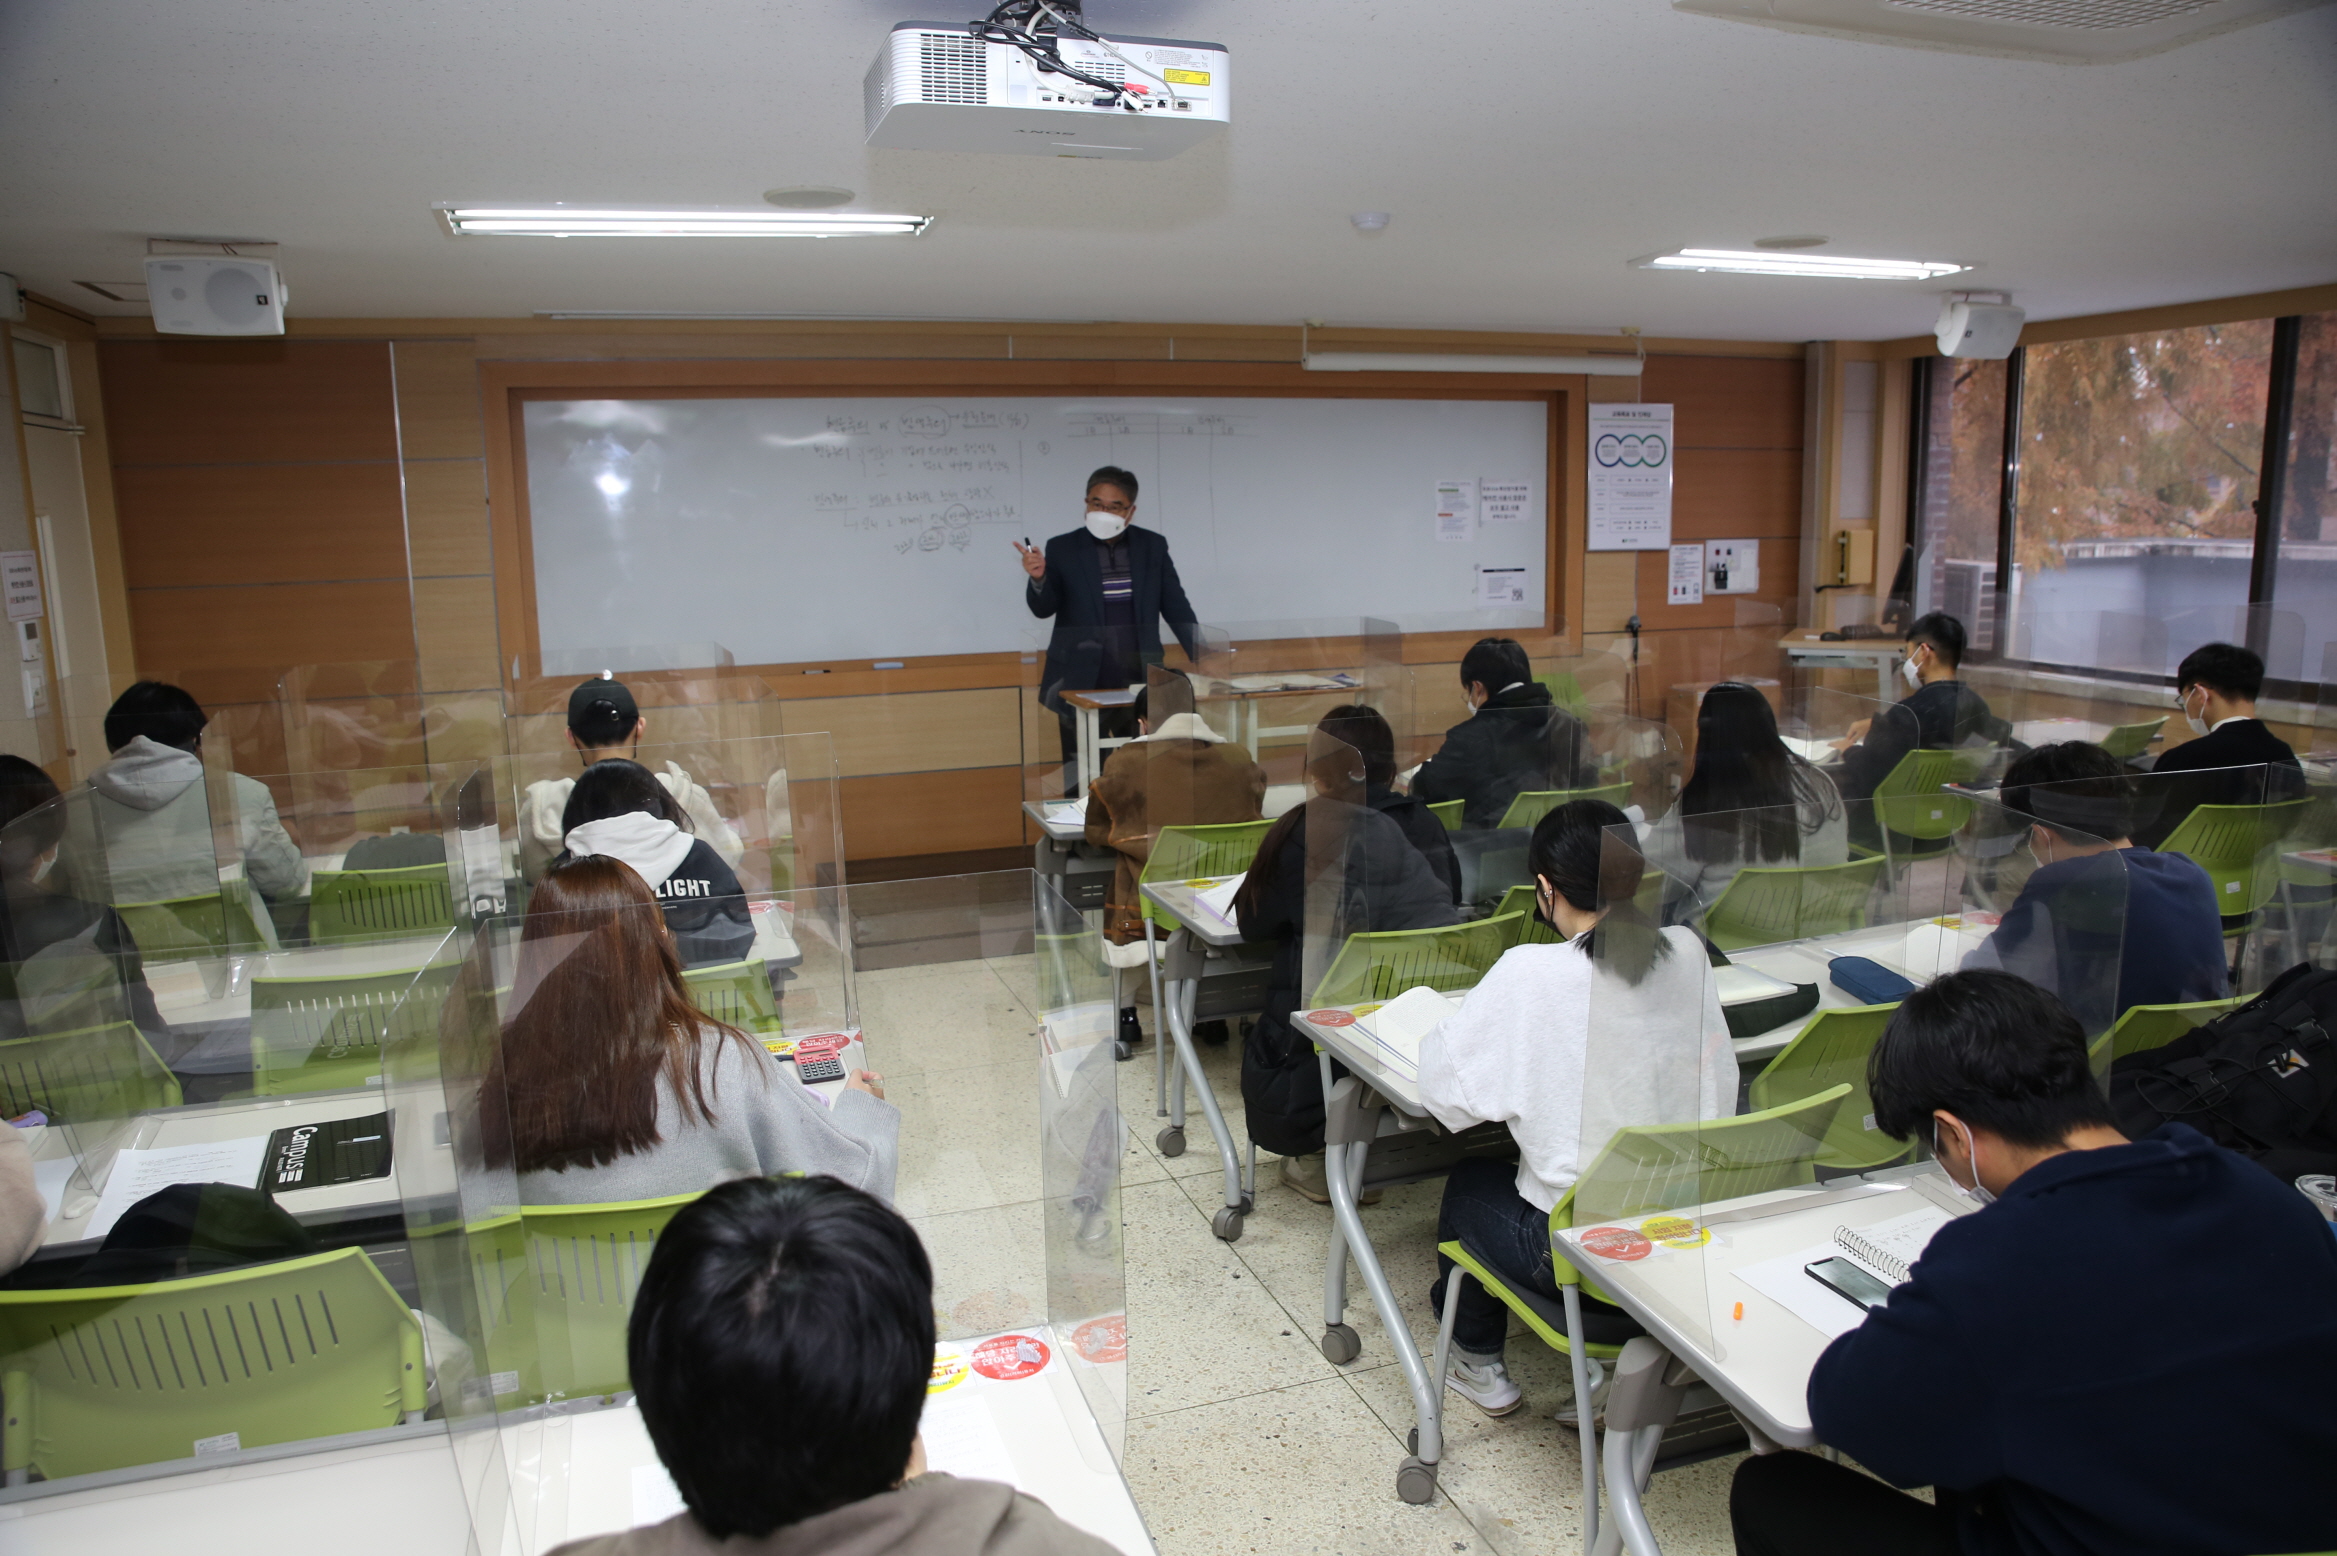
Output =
[
  {"x1": 1409, "y1": 682, "x2": 1594, "y2": 830},
  {"x1": 1365, "y1": 784, "x2": 1461, "y2": 904}
]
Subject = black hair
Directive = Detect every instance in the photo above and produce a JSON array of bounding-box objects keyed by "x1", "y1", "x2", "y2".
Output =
[
  {"x1": 0, "y1": 755, "x2": 63, "y2": 877},
  {"x1": 629, "y1": 1176, "x2": 935, "y2": 1540},
  {"x1": 1867, "y1": 969, "x2": 2117, "y2": 1147},
  {"x1": 1459, "y1": 637, "x2": 1533, "y2": 696},
  {"x1": 1679, "y1": 683, "x2": 1838, "y2": 864},
  {"x1": 103, "y1": 680, "x2": 208, "y2": 753},
  {"x1": 1999, "y1": 741, "x2": 2135, "y2": 844},
  {"x1": 570, "y1": 697, "x2": 638, "y2": 748},
  {"x1": 1086, "y1": 465, "x2": 1139, "y2": 504},
  {"x1": 2176, "y1": 641, "x2": 2264, "y2": 702},
  {"x1": 561, "y1": 758, "x2": 690, "y2": 837},
  {"x1": 1905, "y1": 612, "x2": 1967, "y2": 670},
  {"x1": 1527, "y1": 799, "x2": 1668, "y2": 985},
  {"x1": 1317, "y1": 704, "x2": 1397, "y2": 789},
  {"x1": 1133, "y1": 669, "x2": 1193, "y2": 730}
]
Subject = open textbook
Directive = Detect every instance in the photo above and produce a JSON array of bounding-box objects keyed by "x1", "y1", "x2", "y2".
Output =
[{"x1": 1351, "y1": 985, "x2": 1462, "y2": 1080}]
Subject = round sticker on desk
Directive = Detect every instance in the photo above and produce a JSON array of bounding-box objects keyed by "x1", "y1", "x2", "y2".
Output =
[
  {"x1": 1579, "y1": 1226, "x2": 1653, "y2": 1262},
  {"x1": 1072, "y1": 1315, "x2": 1126, "y2": 1364},
  {"x1": 1305, "y1": 1009, "x2": 1357, "y2": 1027},
  {"x1": 928, "y1": 1350, "x2": 970, "y2": 1393},
  {"x1": 1639, "y1": 1215, "x2": 1710, "y2": 1250},
  {"x1": 971, "y1": 1333, "x2": 1051, "y2": 1381}
]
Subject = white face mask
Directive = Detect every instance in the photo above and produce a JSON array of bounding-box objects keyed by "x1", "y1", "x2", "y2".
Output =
[
  {"x1": 1900, "y1": 653, "x2": 1923, "y2": 690},
  {"x1": 2180, "y1": 688, "x2": 2209, "y2": 737},
  {"x1": 1084, "y1": 511, "x2": 1129, "y2": 542},
  {"x1": 1935, "y1": 1117, "x2": 1996, "y2": 1206}
]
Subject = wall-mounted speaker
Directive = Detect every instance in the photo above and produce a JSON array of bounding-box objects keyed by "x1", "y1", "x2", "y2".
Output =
[
  {"x1": 143, "y1": 256, "x2": 288, "y2": 336},
  {"x1": 1935, "y1": 299, "x2": 2024, "y2": 361}
]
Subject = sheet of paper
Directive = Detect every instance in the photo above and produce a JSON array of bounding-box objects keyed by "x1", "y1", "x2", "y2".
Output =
[
  {"x1": 85, "y1": 1137, "x2": 272, "y2": 1240},
  {"x1": 1354, "y1": 985, "x2": 1461, "y2": 1077},
  {"x1": 1191, "y1": 874, "x2": 1244, "y2": 926},
  {"x1": 1046, "y1": 795, "x2": 1088, "y2": 821},
  {"x1": 32, "y1": 1153, "x2": 76, "y2": 1221},
  {"x1": 632, "y1": 1463, "x2": 688, "y2": 1526},
  {"x1": 1666, "y1": 542, "x2": 1704, "y2": 605},
  {"x1": 1077, "y1": 688, "x2": 1137, "y2": 707},
  {"x1": 1733, "y1": 1242, "x2": 1873, "y2": 1340},
  {"x1": 1435, "y1": 478, "x2": 1477, "y2": 543},
  {"x1": 1779, "y1": 734, "x2": 1836, "y2": 763},
  {"x1": 1478, "y1": 565, "x2": 1530, "y2": 608},
  {"x1": 1588, "y1": 404, "x2": 1675, "y2": 550},
  {"x1": 920, "y1": 1386, "x2": 1021, "y2": 1486},
  {"x1": 1479, "y1": 480, "x2": 1532, "y2": 525},
  {"x1": 1714, "y1": 964, "x2": 1799, "y2": 1005}
]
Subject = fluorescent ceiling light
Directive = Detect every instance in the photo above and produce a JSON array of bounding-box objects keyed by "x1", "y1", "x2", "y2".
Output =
[
  {"x1": 437, "y1": 205, "x2": 931, "y2": 237},
  {"x1": 1635, "y1": 248, "x2": 1967, "y2": 281},
  {"x1": 1304, "y1": 351, "x2": 1641, "y2": 377}
]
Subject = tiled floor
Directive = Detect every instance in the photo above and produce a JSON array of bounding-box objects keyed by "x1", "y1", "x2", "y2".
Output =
[{"x1": 864, "y1": 956, "x2": 1745, "y2": 1556}]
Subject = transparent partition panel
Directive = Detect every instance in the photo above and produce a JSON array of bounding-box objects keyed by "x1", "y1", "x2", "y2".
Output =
[
  {"x1": 1299, "y1": 727, "x2": 1474, "y2": 1008},
  {"x1": 1641, "y1": 791, "x2": 1861, "y2": 945}
]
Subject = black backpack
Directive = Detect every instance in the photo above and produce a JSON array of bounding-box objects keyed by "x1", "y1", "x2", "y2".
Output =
[{"x1": 2110, "y1": 963, "x2": 2337, "y2": 1174}]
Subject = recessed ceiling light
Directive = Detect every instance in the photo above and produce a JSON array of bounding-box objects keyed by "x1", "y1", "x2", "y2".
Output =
[
  {"x1": 435, "y1": 205, "x2": 931, "y2": 237},
  {"x1": 1634, "y1": 248, "x2": 1968, "y2": 281},
  {"x1": 764, "y1": 186, "x2": 857, "y2": 210},
  {"x1": 1753, "y1": 235, "x2": 1830, "y2": 250}
]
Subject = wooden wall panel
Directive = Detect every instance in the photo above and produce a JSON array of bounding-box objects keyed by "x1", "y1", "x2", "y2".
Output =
[
  {"x1": 777, "y1": 689, "x2": 1022, "y2": 776},
  {"x1": 128, "y1": 580, "x2": 416, "y2": 674},
  {"x1": 1640, "y1": 355, "x2": 1805, "y2": 450},
  {"x1": 1670, "y1": 449, "x2": 1804, "y2": 539},
  {"x1": 403, "y1": 458, "x2": 493, "y2": 576},
  {"x1": 100, "y1": 341, "x2": 397, "y2": 466},
  {"x1": 413, "y1": 576, "x2": 499, "y2": 691},
  {"x1": 114, "y1": 461, "x2": 408, "y2": 588},
  {"x1": 840, "y1": 766, "x2": 1024, "y2": 858},
  {"x1": 391, "y1": 341, "x2": 484, "y2": 461}
]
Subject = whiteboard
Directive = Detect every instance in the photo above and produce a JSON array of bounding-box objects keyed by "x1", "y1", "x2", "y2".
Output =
[{"x1": 523, "y1": 395, "x2": 1548, "y2": 668}]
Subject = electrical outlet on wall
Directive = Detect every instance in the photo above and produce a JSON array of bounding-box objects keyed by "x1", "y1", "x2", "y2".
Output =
[{"x1": 1706, "y1": 540, "x2": 1759, "y2": 596}]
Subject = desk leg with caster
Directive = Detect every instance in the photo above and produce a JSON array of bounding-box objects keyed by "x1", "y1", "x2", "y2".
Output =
[{"x1": 1158, "y1": 933, "x2": 1251, "y2": 1240}]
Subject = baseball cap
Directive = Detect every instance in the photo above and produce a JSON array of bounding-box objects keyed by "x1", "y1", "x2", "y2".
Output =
[{"x1": 567, "y1": 673, "x2": 640, "y2": 745}]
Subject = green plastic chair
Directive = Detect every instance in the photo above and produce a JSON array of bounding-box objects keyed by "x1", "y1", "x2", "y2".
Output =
[
  {"x1": 1490, "y1": 873, "x2": 1667, "y2": 948},
  {"x1": 0, "y1": 1020, "x2": 182, "y2": 1121},
  {"x1": 2097, "y1": 717, "x2": 2167, "y2": 761},
  {"x1": 520, "y1": 1192, "x2": 701, "y2": 1402},
  {"x1": 1497, "y1": 783, "x2": 1632, "y2": 833},
  {"x1": 2158, "y1": 800, "x2": 2316, "y2": 927},
  {"x1": 1534, "y1": 670, "x2": 1590, "y2": 718},
  {"x1": 1428, "y1": 799, "x2": 1464, "y2": 832},
  {"x1": 250, "y1": 963, "x2": 460, "y2": 1096},
  {"x1": 308, "y1": 865, "x2": 455, "y2": 945},
  {"x1": 1136, "y1": 820, "x2": 1275, "y2": 933},
  {"x1": 1870, "y1": 746, "x2": 1989, "y2": 859},
  {"x1": 681, "y1": 958, "x2": 782, "y2": 1039},
  {"x1": 116, "y1": 881, "x2": 275, "y2": 963},
  {"x1": 1309, "y1": 912, "x2": 1525, "y2": 1007},
  {"x1": 2087, "y1": 995, "x2": 2242, "y2": 1069},
  {"x1": 0, "y1": 1247, "x2": 424, "y2": 1482},
  {"x1": 1704, "y1": 857, "x2": 1889, "y2": 952},
  {"x1": 1747, "y1": 1005, "x2": 1906, "y2": 1171}
]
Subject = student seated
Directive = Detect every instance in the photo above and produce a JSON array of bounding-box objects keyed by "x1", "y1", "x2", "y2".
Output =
[
  {"x1": 544, "y1": 1175, "x2": 1115, "y2": 1556},
  {"x1": 555, "y1": 760, "x2": 755, "y2": 968},
  {"x1": 2131, "y1": 640, "x2": 2304, "y2": 849},
  {"x1": 1318, "y1": 703, "x2": 1460, "y2": 904},
  {"x1": 1235, "y1": 724, "x2": 1462, "y2": 1202},
  {"x1": 1409, "y1": 637, "x2": 1592, "y2": 830},
  {"x1": 1964, "y1": 742, "x2": 2226, "y2": 1031},
  {"x1": 1834, "y1": 612, "x2": 2009, "y2": 807},
  {"x1": 0, "y1": 755, "x2": 168, "y2": 1038},
  {"x1": 486, "y1": 857, "x2": 898, "y2": 1205},
  {"x1": 519, "y1": 674, "x2": 744, "y2": 880},
  {"x1": 60, "y1": 681, "x2": 306, "y2": 910},
  {"x1": 1420, "y1": 800, "x2": 1736, "y2": 1417},
  {"x1": 1731, "y1": 970, "x2": 2337, "y2": 1556},
  {"x1": 1641, "y1": 682, "x2": 1846, "y2": 919}
]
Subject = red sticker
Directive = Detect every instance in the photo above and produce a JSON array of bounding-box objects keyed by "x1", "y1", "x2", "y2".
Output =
[
  {"x1": 1305, "y1": 1009, "x2": 1357, "y2": 1027},
  {"x1": 1579, "y1": 1225, "x2": 1653, "y2": 1262},
  {"x1": 1072, "y1": 1315, "x2": 1127, "y2": 1364},
  {"x1": 970, "y1": 1333, "x2": 1051, "y2": 1381}
]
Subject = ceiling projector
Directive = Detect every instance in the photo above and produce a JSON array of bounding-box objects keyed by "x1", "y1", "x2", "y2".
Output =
[{"x1": 865, "y1": 19, "x2": 1229, "y2": 159}]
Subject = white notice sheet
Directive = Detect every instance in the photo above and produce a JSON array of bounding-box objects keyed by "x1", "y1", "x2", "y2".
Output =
[
  {"x1": 86, "y1": 1137, "x2": 271, "y2": 1240},
  {"x1": 1588, "y1": 404, "x2": 1674, "y2": 550}
]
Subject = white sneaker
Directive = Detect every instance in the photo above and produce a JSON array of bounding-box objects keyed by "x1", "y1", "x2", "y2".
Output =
[
  {"x1": 1445, "y1": 1358, "x2": 1524, "y2": 1417},
  {"x1": 1553, "y1": 1356, "x2": 1611, "y2": 1428}
]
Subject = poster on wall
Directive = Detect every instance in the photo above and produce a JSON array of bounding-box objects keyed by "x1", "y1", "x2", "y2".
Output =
[{"x1": 1586, "y1": 404, "x2": 1674, "y2": 551}]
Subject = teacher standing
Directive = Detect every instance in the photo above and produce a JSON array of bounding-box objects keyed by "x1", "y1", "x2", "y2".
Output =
[{"x1": 1015, "y1": 466, "x2": 1204, "y2": 788}]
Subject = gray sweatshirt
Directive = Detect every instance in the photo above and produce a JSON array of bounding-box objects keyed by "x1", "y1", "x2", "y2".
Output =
[
  {"x1": 519, "y1": 1029, "x2": 899, "y2": 1206},
  {"x1": 61, "y1": 736, "x2": 307, "y2": 905},
  {"x1": 543, "y1": 1474, "x2": 1118, "y2": 1556}
]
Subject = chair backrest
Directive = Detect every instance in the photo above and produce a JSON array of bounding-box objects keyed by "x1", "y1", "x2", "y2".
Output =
[
  {"x1": 1309, "y1": 912, "x2": 1525, "y2": 1007},
  {"x1": 250, "y1": 963, "x2": 461, "y2": 1096},
  {"x1": 2088, "y1": 995, "x2": 2243, "y2": 1068},
  {"x1": 1496, "y1": 783, "x2": 1632, "y2": 833},
  {"x1": 518, "y1": 1192, "x2": 702, "y2": 1402},
  {"x1": 0, "y1": 1019, "x2": 182, "y2": 1121},
  {"x1": 1745, "y1": 1005, "x2": 1905, "y2": 1170},
  {"x1": 1871, "y1": 747, "x2": 1988, "y2": 841},
  {"x1": 1493, "y1": 884, "x2": 1560, "y2": 945},
  {"x1": 1534, "y1": 670, "x2": 1589, "y2": 718},
  {"x1": 681, "y1": 958, "x2": 783, "y2": 1037},
  {"x1": 1550, "y1": 1084, "x2": 1853, "y2": 1286},
  {"x1": 1705, "y1": 856, "x2": 1889, "y2": 952},
  {"x1": 309, "y1": 865, "x2": 456, "y2": 945},
  {"x1": 116, "y1": 881, "x2": 273, "y2": 964},
  {"x1": 1138, "y1": 820, "x2": 1275, "y2": 926},
  {"x1": 2097, "y1": 716, "x2": 2167, "y2": 760},
  {"x1": 1427, "y1": 798, "x2": 1464, "y2": 832},
  {"x1": 2157, "y1": 799, "x2": 2316, "y2": 919},
  {"x1": 0, "y1": 1247, "x2": 422, "y2": 1480}
]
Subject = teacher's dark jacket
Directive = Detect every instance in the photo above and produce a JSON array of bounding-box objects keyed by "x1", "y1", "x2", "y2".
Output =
[{"x1": 1025, "y1": 526, "x2": 1203, "y2": 708}]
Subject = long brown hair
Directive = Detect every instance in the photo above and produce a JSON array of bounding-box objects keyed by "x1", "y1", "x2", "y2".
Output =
[{"x1": 480, "y1": 856, "x2": 751, "y2": 1173}]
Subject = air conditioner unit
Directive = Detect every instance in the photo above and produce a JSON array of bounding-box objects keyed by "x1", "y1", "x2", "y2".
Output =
[
  {"x1": 144, "y1": 256, "x2": 288, "y2": 336},
  {"x1": 1671, "y1": 0, "x2": 2322, "y2": 62},
  {"x1": 865, "y1": 22, "x2": 1229, "y2": 159}
]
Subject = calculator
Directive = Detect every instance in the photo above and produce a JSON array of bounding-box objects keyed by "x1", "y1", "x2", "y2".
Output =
[{"x1": 794, "y1": 1054, "x2": 847, "y2": 1084}]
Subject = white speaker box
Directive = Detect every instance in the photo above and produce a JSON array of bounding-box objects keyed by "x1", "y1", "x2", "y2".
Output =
[
  {"x1": 144, "y1": 257, "x2": 289, "y2": 336},
  {"x1": 1935, "y1": 300, "x2": 2025, "y2": 361}
]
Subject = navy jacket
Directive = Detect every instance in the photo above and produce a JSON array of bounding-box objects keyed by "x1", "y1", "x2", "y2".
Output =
[
  {"x1": 1024, "y1": 526, "x2": 1202, "y2": 707},
  {"x1": 1410, "y1": 681, "x2": 1594, "y2": 830},
  {"x1": 1838, "y1": 678, "x2": 2009, "y2": 803},
  {"x1": 2133, "y1": 719, "x2": 2304, "y2": 849},
  {"x1": 1811, "y1": 1124, "x2": 2337, "y2": 1556},
  {"x1": 1968, "y1": 846, "x2": 2226, "y2": 1034}
]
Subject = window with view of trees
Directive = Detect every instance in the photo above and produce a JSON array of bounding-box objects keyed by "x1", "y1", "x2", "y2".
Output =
[
  {"x1": 2274, "y1": 313, "x2": 2337, "y2": 686},
  {"x1": 1912, "y1": 357, "x2": 2005, "y2": 650}
]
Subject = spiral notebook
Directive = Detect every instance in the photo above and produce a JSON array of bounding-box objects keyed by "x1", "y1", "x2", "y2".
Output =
[{"x1": 1830, "y1": 1206, "x2": 1952, "y2": 1283}]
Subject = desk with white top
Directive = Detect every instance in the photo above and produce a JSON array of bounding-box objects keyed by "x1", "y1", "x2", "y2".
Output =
[
  {"x1": 1778, "y1": 635, "x2": 1904, "y2": 704},
  {"x1": 1061, "y1": 677, "x2": 1363, "y2": 794}
]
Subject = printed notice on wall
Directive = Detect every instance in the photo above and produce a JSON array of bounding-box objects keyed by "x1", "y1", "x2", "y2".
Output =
[
  {"x1": 1667, "y1": 543, "x2": 1705, "y2": 606},
  {"x1": 0, "y1": 553, "x2": 41, "y2": 622},
  {"x1": 1479, "y1": 481, "x2": 1533, "y2": 525},
  {"x1": 1434, "y1": 479, "x2": 1476, "y2": 542},
  {"x1": 1587, "y1": 405, "x2": 1674, "y2": 551},
  {"x1": 1478, "y1": 565, "x2": 1530, "y2": 608}
]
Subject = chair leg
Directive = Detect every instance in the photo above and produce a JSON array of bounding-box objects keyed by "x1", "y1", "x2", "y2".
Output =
[
  {"x1": 1430, "y1": 1265, "x2": 1465, "y2": 1399},
  {"x1": 1565, "y1": 1283, "x2": 1600, "y2": 1556}
]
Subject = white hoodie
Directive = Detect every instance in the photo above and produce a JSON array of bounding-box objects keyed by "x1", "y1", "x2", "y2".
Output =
[
  {"x1": 63, "y1": 735, "x2": 308, "y2": 906},
  {"x1": 562, "y1": 811, "x2": 696, "y2": 892},
  {"x1": 518, "y1": 760, "x2": 743, "y2": 881}
]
